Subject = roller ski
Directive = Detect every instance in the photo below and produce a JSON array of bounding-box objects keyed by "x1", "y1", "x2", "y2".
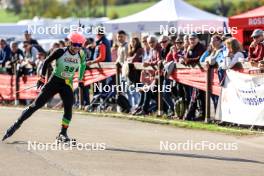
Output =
[
  {"x1": 2, "y1": 121, "x2": 22, "y2": 141},
  {"x1": 56, "y1": 133, "x2": 77, "y2": 146}
]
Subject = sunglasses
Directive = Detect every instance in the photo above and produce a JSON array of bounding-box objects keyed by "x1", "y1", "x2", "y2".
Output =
[
  {"x1": 72, "y1": 43, "x2": 82, "y2": 47},
  {"x1": 160, "y1": 40, "x2": 168, "y2": 43},
  {"x1": 253, "y1": 36, "x2": 261, "y2": 39}
]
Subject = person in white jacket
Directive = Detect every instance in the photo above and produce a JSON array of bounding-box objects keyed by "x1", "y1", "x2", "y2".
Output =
[{"x1": 220, "y1": 37, "x2": 245, "y2": 70}]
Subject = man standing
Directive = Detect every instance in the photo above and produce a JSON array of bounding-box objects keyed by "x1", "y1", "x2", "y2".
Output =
[
  {"x1": 248, "y1": 29, "x2": 264, "y2": 65},
  {"x1": 87, "y1": 27, "x2": 112, "y2": 65},
  {"x1": 116, "y1": 30, "x2": 128, "y2": 64},
  {"x1": 184, "y1": 33, "x2": 206, "y2": 121}
]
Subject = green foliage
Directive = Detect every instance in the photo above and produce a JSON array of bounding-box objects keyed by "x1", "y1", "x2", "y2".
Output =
[
  {"x1": 1, "y1": 0, "x2": 264, "y2": 23},
  {"x1": 109, "y1": 11, "x2": 119, "y2": 19},
  {"x1": 6, "y1": 0, "x2": 22, "y2": 14},
  {"x1": 0, "y1": 9, "x2": 20, "y2": 22},
  {"x1": 20, "y1": 0, "x2": 70, "y2": 18}
]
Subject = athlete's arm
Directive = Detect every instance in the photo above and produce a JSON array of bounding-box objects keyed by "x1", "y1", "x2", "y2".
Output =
[
  {"x1": 41, "y1": 48, "x2": 64, "y2": 77},
  {"x1": 78, "y1": 50, "x2": 86, "y2": 81}
]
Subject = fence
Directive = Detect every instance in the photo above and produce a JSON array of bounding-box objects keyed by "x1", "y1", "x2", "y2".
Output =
[{"x1": 0, "y1": 62, "x2": 262, "y2": 123}]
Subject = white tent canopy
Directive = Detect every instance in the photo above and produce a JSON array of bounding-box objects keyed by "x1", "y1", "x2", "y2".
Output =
[
  {"x1": 0, "y1": 17, "x2": 109, "y2": 39},
  {"x1": 104, "y1": 0, "x2": 227, "y2": 33}
]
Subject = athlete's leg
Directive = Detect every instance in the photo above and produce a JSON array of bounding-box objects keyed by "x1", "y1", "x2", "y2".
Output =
[
  {"x1": 58, "y1": 84, "x2": 74, "y2": 136},
  {"x1": 2, "y1": 76, "x2": 59, "y2": 141}
]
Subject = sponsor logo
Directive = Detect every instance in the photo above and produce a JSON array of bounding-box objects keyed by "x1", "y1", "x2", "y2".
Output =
[{"x1": 64, "y1": 57, "x2": 78, "y2": 63}]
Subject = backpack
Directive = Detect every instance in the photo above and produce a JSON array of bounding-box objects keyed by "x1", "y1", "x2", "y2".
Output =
[{"x1": 116, "y1": 93, "x2": 131, "y2": 113}]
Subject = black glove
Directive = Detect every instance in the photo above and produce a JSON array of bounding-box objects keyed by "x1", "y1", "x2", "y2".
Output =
[
  {"x1": 78, "y1": 81, "x2": 84, "y2": 88},
  {"x1": 37, "y1": 76, "x2": 45, "y2": 89}
]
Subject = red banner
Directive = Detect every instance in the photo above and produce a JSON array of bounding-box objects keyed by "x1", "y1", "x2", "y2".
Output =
[
  {"x1": 0, "y1": 68, "x2": 116, "y2": 100},
  {"x1": 0, "y1": 68, "x2": 252, "y2": 100},
  {"x1": 0, "y1": 74, "x2": 15, "y2": 100}
]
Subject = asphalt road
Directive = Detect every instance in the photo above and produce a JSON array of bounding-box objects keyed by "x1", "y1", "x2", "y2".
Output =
[{"x1": 0, "y1": 107, "x2": 264, "y2": 176}]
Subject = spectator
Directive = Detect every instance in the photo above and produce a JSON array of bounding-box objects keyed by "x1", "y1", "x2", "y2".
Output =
[
  {"x1": 86, "y1": 27, "x2": 112, "y2": 106},
  {"x1": 159, "y1": 35, "x2": 171, "y2": 60},
  {"x1": 221, "y1": 33, "x2": 232, "y2": 58},
  {"x1": 127, "y1": 37, "x2": 144, "y2": 63},
  {"x1": 134, "y1": 36, "x2": 161, "y2": 115},
  {"x1": 0, "y1": 39, "x2": 12, "y2": 68},
  {"x1": 203, "y1": 35, "x2": 225, "y2": 66},
  {"x1": 11, "y1": 41, "x2": 24, "y2": 62},
  {"x1": 87, "y1": 27, "x2": 112, "y2": 65},
  {"x1": 184, "y1": 33, "x2": 206, "y2": 64},
  {"x1": 111, "y1": 43, "x2": 118, "y2": 62},
  {"x1": 24, "y1": 30, "x2": 38, "y2": 45},
  {"x1": 184, "y1": 33, "x2": 206, "y2": 121},
  {"x1": 86, "y1": 38, "x2": 95, "y2": 61},
  {"x1": 183, "y1": 34, "x2": 190, "y2": 54},
  {"x1": 202, "y1": 35, "x2": 225, "y2": 110},
  {"x1": 35, "y1": 52, "x2": 46, "y2": 76},
  {"x1": 116, "y1": 30, "x2": 128, "y2": 64},
  {"x1": 64, "y1": 37, "x2": 70, "y2": 47},
  {"x1": 162, "y1": 38, "x2": 184, "y2": 117},
  {"x1": 166, "y1": 37, "x2": 184, "y2": 63},
  {"x1": 220, "y1": 37, "x2": 244, "y2": 70},
  {"x1": 221, "y1": 33, "x2": 232, "y2": 42},
  {"x1": 23, "y1": 41, "x2": 39, "y2": 74},
  {"x1": 6, "y1": 42, "x2": 24, "y2": 75},
  {"x1": 127, "y1": 37, "x2": 144, "y2": 83},
  {"x1": 59, "y1": 40, "x2": 66, "y2": 48},
  {"x1": 169, "y1": 35, "x2": 177, "y2": 45},
  {"x1": 123, "y1": 37, "x2": 144, "y2": 107},
  {"x1": 248, "y1": 29, "x2": 264, "y2": 65},
  {"x1": 141, "y1": 35, "x2": 152, "y2": 62}
]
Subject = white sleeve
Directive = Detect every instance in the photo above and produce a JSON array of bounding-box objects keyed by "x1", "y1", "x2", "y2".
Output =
[{"x1": 228, "y1": 52, "x2": 244, "y2": 69}]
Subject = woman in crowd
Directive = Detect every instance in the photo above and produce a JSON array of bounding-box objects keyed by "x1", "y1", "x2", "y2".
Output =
[
  {"x1": 141, "y1": 35, "x2": 152, "y2": 62},
  {"x1": 111, "y1": 43, "x2": 119, "y2": 62},
  {"x1": 220, "y1": 37, "x2": 244, "y2": 70},
  {"x1": 124, "y1": 37, "x2": 144, "y2": 107},
  {"x1": 201, "y1": 35, "x2": 225, "y2": 110},
  {"x1": 127, "y1": 37, "x2": 144, "y2": 83}
]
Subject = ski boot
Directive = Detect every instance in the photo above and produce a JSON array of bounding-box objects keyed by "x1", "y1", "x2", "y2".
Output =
[{"x1": 56, "y1": 133, "x2": 76, "y2": 146}]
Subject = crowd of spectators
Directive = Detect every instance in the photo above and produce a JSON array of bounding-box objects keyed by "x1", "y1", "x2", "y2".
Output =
[{"x1": 0, "y1": 29, "x2": 263, "y2": 120}]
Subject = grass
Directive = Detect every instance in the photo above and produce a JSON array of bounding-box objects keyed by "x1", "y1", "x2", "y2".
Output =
[
  {"x1": 0, "y1": 105, "x2": 263, "y2": 136},
  {"x1": 0, "y1": 9, "x2": 20, "y2": 23},
  {"x1": 74, "y1": 111, "x2": 263, "y2": 136}
]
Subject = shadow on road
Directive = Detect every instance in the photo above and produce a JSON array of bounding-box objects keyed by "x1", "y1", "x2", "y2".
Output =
[
  {"x1": 3, "y1": 141, "x2": 263, "y2": 165},
  {"x1": 106, "y1": 147, "x2": 264, "y2": 165}
]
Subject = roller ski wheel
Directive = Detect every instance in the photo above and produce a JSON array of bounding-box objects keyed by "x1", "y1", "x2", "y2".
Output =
[{"x1": 56, "y1": 133, "x2": 76, "y2": 146}]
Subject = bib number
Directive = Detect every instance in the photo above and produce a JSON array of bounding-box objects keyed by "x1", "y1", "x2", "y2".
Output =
[{"x1": 64, "y1": 66, "x2": 75, "y2": 72}]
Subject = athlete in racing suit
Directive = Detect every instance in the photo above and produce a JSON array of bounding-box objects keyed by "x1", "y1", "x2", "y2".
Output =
[{"x1": 2, "y1": 32, "x2": 86, "y2": 142}]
